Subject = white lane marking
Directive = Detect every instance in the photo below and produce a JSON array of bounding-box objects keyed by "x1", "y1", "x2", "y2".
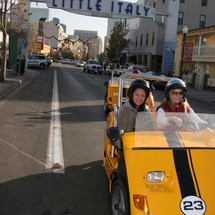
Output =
[{"x1": 46, "y1": 70, "x2": 64, "y2": 173}]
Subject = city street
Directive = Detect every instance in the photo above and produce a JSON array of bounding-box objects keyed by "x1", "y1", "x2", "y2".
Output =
[
  {"x1": 0, "y1": 63, "x2": 214, "y2": 215},
  {"x1": 0, "y1": 64, "x2": 110, "y2": 215}
]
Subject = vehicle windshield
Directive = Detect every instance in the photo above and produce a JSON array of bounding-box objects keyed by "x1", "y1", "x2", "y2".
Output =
[{"x1": 133, "y1": 112, "x2": 215, "y2": 149}]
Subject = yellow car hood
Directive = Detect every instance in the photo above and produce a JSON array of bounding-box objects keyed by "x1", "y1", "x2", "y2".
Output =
[{"x1": 122, "y1": 129, "x2": 215, "y2": 214}]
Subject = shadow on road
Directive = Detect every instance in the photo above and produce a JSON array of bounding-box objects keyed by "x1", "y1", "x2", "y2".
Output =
[
  {"x1": 15, "y1": 104, "x2": 107, "y2": 124},
  {"x1": 0, "y1": 160, "x2": 110, "y2": 215}
]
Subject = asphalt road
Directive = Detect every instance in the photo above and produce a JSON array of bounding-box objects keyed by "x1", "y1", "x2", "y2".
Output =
[
  {"x1": 0, "y1": 63, "x2": 214, "y2": 215},
  {"x1": 0, "y1": 64, "x2": 110, "y2": 215}
]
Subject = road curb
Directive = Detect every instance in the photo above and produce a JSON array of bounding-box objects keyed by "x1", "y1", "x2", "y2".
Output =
[
  {"x1": 0, "y1": 81, "x2": 21, "y2": 100},
  {"x1": 0, "y1": 70, "x2": 38, "y2": 100}
]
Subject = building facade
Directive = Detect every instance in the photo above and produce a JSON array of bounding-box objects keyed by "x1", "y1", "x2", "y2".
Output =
[
  {"x1": 29, "y1": 7, "x2": 49, "y2": 21},
  {"x1": 126, "y1": 0, "x2": 215, "y2": 76},
  {"x1": 175, "y1": 25, "x2": 215, "y2": 90},
  {"x1": 74, "y1": 30, "x2": 101, "y2": 60},
  {"x1": 29, "y1": 20, "x2": 66, "y2": 55},
  {"x1": 67, "y1": 35, "x2": 83, "y2": 60},
  {"x1": 29, "y1": 6, "x2": 68, "y2": 57}
]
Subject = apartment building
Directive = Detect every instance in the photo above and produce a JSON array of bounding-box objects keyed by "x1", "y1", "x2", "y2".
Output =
[
  {"x1": 74, "y1": 30, "x2": 101, "y2": 60},
  {"x1": 29, "y1": 7, "x2": 67, "y2": 55},
  {"x1": 126, "y1": 0, "x2": 215, "y2": 77},
  {"x1": 67, "y1": 35, "x2": 83, "y2": 59},
  {"x1": 176, "y1": 25, "x2": 215, "y2": 90}
]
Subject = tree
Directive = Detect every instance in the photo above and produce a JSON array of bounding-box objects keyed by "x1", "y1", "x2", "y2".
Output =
[
  {"x1": 28, "y1": 27, "x2": 39, "y2": 54},
  {"x1": 0, "y1": 0, "x2": 28, "y2": 82},
  {"x1": 106, "y1": 21, "x2": 129, "y2": 62},
  {"x1": 61, "y1": 47, "x2": 74, "y2": 59}
]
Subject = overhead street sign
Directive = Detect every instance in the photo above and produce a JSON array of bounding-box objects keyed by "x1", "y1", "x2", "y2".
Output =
[{"x1": 45, "y1": 0, "x2": 156, "y2": 19}]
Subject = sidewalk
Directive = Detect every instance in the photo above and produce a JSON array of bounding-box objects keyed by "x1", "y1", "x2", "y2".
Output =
[{"x1": 0, "y1": 69, "x2": 38, "y2": 100}]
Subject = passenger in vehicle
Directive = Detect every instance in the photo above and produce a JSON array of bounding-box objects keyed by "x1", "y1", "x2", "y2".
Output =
[
  {"x1": 156, "y1": 78, "x2": 206, "y2": 129},
  {"x1": 117, "y1": 79, "x2": 151, "y2": 132}
]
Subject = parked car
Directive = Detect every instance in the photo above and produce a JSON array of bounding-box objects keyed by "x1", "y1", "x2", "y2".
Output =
[
  {"x1": 114, "y1": 65, "x2": 129, "y2": 76},
  {"x1": 83, "y1": 60, "x2": 102, "y2": 74},
  {"x1": 69, "y1": 60, "x2": 77, "y2": 65},
  {"x1": 60, "y1": 58, "x2": 70, "y2": 64},
  {"x1": 46, "y1": 56, "x2": 53, "y2": 67},
  {"x1": 104, "y1": 65, "x2": 115, "y2": 75},
  {"x1": 102, "y1": 62, "x2": 115, "y2": 75},
  {"x1": 75, "y1": 61, "x2": 84, "y2": 67},
  {"x1": 103, "y1": 73, "x2": 215, "y2": 214},
  {"x1": 27, "y1": 54, "x2": 48, "y2": 69}
]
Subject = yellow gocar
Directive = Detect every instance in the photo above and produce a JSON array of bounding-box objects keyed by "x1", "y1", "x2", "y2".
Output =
[{"x1": 103, "y1": 75, "x2": 215, "y2": 215}]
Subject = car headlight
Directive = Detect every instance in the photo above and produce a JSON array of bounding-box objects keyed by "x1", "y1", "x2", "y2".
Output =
[{"x1": 147, "y1": 171, "x2": 165, "y2": 182}]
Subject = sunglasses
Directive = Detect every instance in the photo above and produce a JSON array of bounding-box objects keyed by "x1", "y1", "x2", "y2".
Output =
[{"x1": 171, "y1": 91, "x2": 184, "y2": 95}]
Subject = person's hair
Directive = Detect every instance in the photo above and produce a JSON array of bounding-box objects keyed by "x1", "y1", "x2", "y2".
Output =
[{"x1": 157, "y1": 97, "x2": 190, "y2": 113}]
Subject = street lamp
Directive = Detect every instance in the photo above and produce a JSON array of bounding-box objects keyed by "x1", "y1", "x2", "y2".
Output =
[{"x1": 179, "y1": 25, "x2": 188, "y2": 79}]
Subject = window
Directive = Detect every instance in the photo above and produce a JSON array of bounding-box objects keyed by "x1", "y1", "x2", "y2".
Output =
[
  {"x1": 152, "y1": 32, "x2": 155, "y2": 45},
  {"x1": 135, "y1": 36, "x2": 138, "y2": 47},
  {"x1": 194, "y1": 37, "x2": 199, "y2": 46},
  {"x1": 178, "y1": 12, "x2": 184, "y2": 25},
  {"x1": 146, "y1": 34, "x2": 149, "y2": 46},
  {"x1": 180, "y1": 0, "x2": 185, "y2": 3},
  {"x1": 202, "y1": 0, "x2": 207, "y2": 6},
  {"x1": 162, "y1": 0, "x2": 165, "y2": 3},
  {"x1": 199, "y1": 15, "x2": 206, "y2": 27},
  {"x1": 140, "y1": 35, "x2": 143, "y2": 47}
]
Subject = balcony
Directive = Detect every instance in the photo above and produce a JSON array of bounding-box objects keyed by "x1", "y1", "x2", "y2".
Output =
[{"x1": 192, "y1": 46, "x2": 215, "y2": 59}]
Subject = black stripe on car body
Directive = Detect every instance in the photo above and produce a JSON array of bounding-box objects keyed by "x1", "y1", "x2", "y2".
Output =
[
  {"x1": 163, "y1": 131, "x2": 197, "y2": 197},
  {"x1": 173, "y1": 149, "x2": 197, "y2": 198}
]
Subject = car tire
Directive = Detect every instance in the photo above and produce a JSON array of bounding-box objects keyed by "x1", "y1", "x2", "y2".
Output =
[
  {"x1": 39, "y1": 63, "x2": 45, "y2": 69},
  {"x1": 104, "y1": 96, "x2": 110, "y2": 114},
  {"x1": 111, "y1": 178, "x2": 130, "y2": 215}
]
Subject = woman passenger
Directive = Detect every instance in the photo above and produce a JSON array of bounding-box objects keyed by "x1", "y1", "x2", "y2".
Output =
[
  {"x1": 117, "y1": 79, "x2": 151, "y2": 132},
  {"x1": 156, "y1": 78, "x2": 206, "y2": 129}
]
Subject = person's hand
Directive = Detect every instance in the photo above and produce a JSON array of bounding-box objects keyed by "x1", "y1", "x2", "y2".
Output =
[{"x1": 167, "y1": 116, "x2": 183, "y2": 128}]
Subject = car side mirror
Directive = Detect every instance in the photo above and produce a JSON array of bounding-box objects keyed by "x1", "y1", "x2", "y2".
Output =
[{"x1": 107, "y1": 127, "x2": 124, "y2": 143}]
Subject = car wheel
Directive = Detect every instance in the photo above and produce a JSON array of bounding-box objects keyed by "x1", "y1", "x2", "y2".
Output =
[
  {"x1": 111, "y1": 178, "x2": 130, "y2": 215},
  {"x1": 104, "y1": 96, "x2": 110, "y2": 114},
  {"x1": 99, "y1": 71, "x2": 102, "y2": 75},
  {"x1": 39, "y1": 63, "x2": 45, "y2": 69}
]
